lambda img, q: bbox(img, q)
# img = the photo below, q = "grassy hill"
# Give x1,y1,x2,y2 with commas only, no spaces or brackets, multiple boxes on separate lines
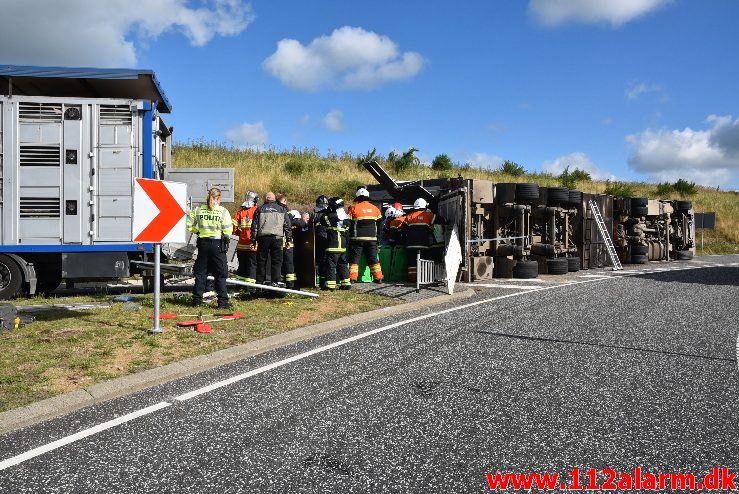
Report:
172,141,739,255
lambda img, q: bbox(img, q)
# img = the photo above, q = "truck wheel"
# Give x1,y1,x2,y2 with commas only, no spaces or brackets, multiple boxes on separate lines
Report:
630,245,648,256
676,200,692,212
512,260,538,279
630,254,648,264
547,187,570,205
546,257,569,275
673,250,693,260
0,254,23,300
515,183,539,202
631,206,649,216
630,197,648,208
567,257,581,272
568,190,582,207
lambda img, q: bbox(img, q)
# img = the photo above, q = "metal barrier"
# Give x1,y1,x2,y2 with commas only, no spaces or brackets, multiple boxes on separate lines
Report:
415,251,446,292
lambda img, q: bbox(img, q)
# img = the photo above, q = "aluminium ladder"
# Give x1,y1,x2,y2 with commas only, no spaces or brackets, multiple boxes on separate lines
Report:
587,199,623,271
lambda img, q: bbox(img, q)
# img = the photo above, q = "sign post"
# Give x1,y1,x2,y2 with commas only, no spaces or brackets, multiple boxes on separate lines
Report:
132,178,187,334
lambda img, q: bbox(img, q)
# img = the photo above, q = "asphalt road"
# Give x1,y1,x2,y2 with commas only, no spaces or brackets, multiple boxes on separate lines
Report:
1,256,738,493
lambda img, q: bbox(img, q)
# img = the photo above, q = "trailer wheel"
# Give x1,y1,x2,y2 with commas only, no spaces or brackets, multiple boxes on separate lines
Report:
567,257,581,272
512,260,538,279
515,183,539,202
676,200,692,212
673,250,694,260
0,254,23,300
567,190,582,207
629,244,648,256
631,206,649,216
629,254,648,264
546,257,569,275
630,197,648,208
546,187,570,205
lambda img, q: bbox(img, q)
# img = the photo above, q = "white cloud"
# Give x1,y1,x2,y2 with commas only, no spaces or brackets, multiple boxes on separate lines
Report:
466,153,504,170
541,152,615,180
225,121,268,147
0,0,254,67
529,0,671,27
262,26,425,91
625,81,666,101
626,115,739,186
322,110,345,132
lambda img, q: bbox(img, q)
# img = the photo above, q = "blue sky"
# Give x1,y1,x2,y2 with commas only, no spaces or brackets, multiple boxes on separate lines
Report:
2,0,739,188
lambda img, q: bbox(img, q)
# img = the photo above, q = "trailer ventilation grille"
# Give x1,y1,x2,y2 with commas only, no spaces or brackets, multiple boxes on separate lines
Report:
20,197,60,218
20,145,60,166
18,103,63,123
99,105,133,125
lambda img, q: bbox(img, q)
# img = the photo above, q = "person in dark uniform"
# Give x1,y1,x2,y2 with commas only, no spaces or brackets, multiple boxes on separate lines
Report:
251,191,292,286
317,197,351,290
312,195,329,288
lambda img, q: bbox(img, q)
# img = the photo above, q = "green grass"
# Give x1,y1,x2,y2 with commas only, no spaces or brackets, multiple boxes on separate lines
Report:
0,289,396,412
173,141,739,252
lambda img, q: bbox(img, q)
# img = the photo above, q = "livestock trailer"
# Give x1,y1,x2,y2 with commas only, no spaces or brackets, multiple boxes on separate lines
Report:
0,64,173,298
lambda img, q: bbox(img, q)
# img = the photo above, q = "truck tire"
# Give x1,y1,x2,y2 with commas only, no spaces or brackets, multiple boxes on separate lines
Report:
512,260,538,279
630,197,648,208
546,257,569,275
547,187,570,205
631,206,649,216
515,183,539,202
629,244,648,256
676,200,692,212
629,254,648,264
0,254,23,300
568,190,582,207
567,256,581,272
673,250,693,260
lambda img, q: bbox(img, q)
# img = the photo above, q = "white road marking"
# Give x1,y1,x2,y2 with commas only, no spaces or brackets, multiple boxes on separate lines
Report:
469,284,541,290
0,402,171,471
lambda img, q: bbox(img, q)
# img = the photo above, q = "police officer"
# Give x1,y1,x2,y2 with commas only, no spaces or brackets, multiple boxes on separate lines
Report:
187,187,232,308
232,191,259,283
347,187,383,283
252,191,292,286
318,197,351,290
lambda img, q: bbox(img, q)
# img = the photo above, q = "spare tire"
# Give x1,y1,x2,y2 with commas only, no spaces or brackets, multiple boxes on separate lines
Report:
673,250,694,260
515,183,539,202
512,260,538,279
676,200,692,211
547,187,570,205
629,254,648,264
629,244,648,256
567,256,581,272
546,257,569,275
630,197,648,208
568,190,582,207
631,206,649,216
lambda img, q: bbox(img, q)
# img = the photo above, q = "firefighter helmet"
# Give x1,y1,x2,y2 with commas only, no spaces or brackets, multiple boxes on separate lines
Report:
289,209,301,220
315,195,329,210
355,187,370,199
384,206,398,219
413,198,428,210
328,197,344,211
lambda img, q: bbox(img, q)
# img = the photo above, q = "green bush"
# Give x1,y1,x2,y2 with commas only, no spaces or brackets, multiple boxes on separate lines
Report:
603,180,636,198
498,160,526,176
672,178,697,196
283,159,308,175
655,182,673,196
356,148,382,168
431,153,454,171
570,168,591,182
390,148,420,173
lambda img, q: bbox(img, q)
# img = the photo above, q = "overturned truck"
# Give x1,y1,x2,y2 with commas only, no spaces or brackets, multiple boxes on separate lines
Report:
363,161,694,282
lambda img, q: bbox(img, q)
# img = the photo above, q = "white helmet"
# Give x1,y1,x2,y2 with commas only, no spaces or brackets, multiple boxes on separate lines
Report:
241,201,249,208
385,206,398,219
413,198,428,210
289,209,301,220
355,187,370,199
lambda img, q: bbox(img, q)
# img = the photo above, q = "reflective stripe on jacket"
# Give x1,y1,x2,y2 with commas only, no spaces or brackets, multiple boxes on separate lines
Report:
232,205,258,251
404,209,436,248
348,200,382,241
187,204,232,239
319,211,348,252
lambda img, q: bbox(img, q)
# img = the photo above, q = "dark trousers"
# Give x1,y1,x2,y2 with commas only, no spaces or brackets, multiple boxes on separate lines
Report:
236,249,257,283
256,235,283,284
315,236,327,282
282,247,296,286
193,238,228,305
322,250,349,289
348,240,379,265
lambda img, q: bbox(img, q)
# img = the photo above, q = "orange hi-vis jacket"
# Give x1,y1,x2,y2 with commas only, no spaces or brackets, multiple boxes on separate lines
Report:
232,205,258,251
404,209,436,248
347,200,382,241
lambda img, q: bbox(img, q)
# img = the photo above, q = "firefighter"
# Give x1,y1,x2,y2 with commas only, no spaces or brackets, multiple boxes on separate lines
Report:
318,197,351,290
383,206,407,246
312,195,329,287
282,209,307,289
232,191,259,283
251,191,292,286
403,197,445,281
347,187,383,283
187,187,232,308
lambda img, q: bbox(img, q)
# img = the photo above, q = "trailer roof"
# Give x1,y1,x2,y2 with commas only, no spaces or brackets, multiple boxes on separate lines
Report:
0,64,172,113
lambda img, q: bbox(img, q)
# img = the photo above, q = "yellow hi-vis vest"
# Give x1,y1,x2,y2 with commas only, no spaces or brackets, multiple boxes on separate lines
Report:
187,204,232,239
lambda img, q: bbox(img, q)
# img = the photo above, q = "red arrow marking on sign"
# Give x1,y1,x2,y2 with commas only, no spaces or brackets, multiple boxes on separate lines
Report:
134,179,185,242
